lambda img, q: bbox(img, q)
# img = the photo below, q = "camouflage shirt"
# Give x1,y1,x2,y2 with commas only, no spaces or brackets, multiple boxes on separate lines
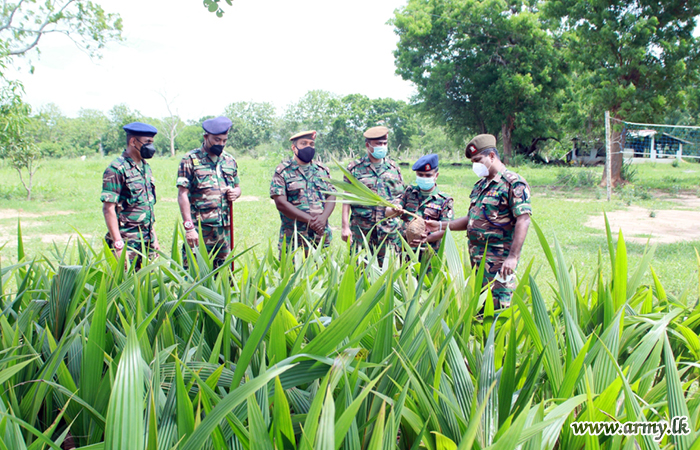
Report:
467,169,532,259
100,151,156,242
345,155,405,234
397,185,454,252
270,158,335,246
176,148,240,227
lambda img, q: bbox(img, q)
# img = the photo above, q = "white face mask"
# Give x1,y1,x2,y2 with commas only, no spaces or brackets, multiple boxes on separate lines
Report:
472,162,489,178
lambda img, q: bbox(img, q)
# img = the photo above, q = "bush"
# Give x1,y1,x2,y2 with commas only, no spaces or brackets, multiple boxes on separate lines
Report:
620,158,638,182
555,168,598,187
0,222,697,448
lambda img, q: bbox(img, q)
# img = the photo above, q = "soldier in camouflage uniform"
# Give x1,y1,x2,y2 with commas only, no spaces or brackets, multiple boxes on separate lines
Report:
270,130,336,252
101,122,160,269
426,135,532,308
177,117,241,269
341,126,405,261
386,154,454,253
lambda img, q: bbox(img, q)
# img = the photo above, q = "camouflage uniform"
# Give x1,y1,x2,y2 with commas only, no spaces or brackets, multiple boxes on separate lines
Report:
270,158,335,251
468,170,532,306
100,151,157,265
345,155,404,258
396,185,454,253
176,148,240,267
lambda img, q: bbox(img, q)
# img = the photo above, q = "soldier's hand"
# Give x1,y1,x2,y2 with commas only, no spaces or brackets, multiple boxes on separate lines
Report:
341,225,352,243
500,256,518,277
385,206,404,219
224,186,239,202
424,220,440,233
309,214,326,234
409,232,428,247
186,228,199,248
114,246,124,260
152,239,161,252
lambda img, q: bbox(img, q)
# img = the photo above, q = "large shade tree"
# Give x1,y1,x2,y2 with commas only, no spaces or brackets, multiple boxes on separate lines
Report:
0,0,122,59
546,0,700,185
392,0,567,162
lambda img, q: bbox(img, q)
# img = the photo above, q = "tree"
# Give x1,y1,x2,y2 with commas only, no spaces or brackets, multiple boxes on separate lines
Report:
73,108,109,155
0,86,40,200
158,93,185,157
101,104,142,154
546,0,700,185
202,0,231,17
393,0,567,162
0,0,122,59
224,101,277,150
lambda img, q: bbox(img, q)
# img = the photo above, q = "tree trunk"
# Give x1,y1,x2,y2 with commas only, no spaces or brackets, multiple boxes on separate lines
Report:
600,114,625,187
501,117,514,164
170,136,176,157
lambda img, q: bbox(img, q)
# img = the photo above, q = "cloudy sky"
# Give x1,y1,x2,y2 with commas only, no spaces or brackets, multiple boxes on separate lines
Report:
8,0,416,121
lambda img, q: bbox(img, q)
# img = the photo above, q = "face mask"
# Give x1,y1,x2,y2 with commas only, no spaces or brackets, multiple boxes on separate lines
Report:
416,176,436,191
209,144,224,156
472,162,489,178
296,146,315,163
138,141,156,159
371,146,387,159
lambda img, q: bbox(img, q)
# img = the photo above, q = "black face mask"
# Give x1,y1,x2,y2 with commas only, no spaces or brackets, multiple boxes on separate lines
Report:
296,146,315,163
138,141,156,159
209,144,224,156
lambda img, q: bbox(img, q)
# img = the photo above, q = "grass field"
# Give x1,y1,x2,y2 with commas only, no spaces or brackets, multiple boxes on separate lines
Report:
0,154,699,295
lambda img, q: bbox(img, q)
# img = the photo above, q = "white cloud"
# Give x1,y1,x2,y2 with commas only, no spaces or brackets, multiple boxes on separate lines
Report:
8,0,415,121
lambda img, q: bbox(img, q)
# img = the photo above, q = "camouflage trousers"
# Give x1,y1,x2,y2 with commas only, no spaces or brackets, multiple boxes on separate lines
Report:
471,255,516,309
106,235,156,271
278,224,332,253
182,224,231,269
351,223,401,264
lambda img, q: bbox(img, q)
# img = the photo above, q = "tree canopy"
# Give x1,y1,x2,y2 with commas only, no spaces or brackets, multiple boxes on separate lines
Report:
393,0,568,161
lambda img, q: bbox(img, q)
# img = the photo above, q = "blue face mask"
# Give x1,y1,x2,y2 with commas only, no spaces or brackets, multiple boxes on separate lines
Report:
371,146,388,159
416,176,436,191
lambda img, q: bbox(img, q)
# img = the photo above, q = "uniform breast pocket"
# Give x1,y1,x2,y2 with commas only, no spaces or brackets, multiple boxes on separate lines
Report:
423,207,440,220
357,174,376,190
286,181,305,205
221,167,236,184
194,169,215,189
125,176,146,205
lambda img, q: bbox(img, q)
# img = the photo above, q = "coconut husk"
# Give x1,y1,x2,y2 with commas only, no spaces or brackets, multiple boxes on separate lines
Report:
406,217,426,243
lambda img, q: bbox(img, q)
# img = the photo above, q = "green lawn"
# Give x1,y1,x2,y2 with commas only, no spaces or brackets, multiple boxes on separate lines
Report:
0,154,699,295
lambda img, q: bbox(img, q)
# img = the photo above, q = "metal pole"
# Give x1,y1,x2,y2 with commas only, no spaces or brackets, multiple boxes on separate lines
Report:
605,111,612,202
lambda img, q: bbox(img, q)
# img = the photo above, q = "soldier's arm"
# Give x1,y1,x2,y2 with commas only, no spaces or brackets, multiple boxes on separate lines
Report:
102,202,122,244
501,214,531,276
177,186,193,223
272,195,313,223
321,194,336,221
341,203,352,242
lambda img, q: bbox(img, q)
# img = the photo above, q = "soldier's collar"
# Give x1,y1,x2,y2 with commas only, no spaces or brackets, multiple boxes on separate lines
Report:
198,147,216,164
490,171,504,183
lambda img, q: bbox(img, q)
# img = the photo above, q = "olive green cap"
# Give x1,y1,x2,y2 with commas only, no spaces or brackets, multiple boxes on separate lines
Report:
465,134,497,158
289,130,317,141
363,126,389,140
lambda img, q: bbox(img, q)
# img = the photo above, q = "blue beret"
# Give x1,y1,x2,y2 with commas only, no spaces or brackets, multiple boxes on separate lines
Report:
123,122,158,137
202,116,232,135
412,154,439,172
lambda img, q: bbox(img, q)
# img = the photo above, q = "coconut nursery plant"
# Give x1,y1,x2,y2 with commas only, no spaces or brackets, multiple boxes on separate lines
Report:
0,218,697,449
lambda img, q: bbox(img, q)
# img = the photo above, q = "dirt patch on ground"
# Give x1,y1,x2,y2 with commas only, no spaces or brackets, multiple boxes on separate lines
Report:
586,197,700,244
40,233,92,244
0,209,75,220
238,196,260,202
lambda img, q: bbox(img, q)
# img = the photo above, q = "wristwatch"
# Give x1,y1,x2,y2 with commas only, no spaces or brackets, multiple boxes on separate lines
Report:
113,239,125,250
184,220,195,231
